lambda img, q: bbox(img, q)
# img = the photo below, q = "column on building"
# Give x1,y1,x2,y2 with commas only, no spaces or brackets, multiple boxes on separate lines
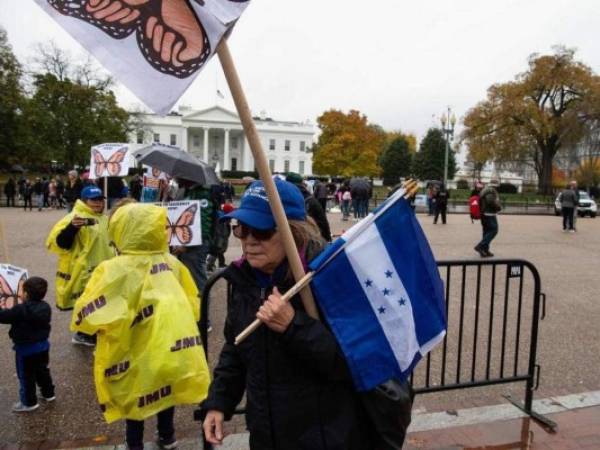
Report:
223,128,230,171
181,126,188,151
242,136,252,172
202,127,210,163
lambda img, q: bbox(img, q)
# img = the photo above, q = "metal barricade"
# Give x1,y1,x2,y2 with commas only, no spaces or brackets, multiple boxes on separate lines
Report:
195,258,555,445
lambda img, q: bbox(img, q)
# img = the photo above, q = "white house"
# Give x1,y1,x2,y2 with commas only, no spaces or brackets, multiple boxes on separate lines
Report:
129,105,315,175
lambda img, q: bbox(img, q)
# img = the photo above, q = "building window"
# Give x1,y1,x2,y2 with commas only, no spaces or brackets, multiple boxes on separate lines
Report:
136,131,144,144
300,141,306,152
192,135,201,147
153,133,160,143
231,158,237,171
269,159,275,172
269,139,276,151
170,134,177,146
284,160,290,172
284,140,290,151
231,137,238,149
299,161,305,175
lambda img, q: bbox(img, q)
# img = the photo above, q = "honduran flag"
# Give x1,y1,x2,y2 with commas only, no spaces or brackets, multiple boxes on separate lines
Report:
309,188,447,392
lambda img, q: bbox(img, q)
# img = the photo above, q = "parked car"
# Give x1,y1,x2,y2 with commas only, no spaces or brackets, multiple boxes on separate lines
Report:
554,191,597,218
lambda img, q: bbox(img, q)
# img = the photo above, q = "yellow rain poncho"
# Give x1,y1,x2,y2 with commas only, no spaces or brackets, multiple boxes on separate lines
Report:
70,203,210,423
46,200,113,310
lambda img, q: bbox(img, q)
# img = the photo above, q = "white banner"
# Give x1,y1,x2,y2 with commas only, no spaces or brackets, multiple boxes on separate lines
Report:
0,264,29,310
90,143,133,179
35,0,251,115
159,200,202,247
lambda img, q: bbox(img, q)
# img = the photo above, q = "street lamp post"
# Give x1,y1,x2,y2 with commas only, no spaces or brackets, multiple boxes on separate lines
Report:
440,107,456,187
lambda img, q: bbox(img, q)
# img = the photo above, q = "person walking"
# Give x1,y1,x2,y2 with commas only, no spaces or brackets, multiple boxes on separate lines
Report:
0,277,55,413
46,186,114,346
474,183,501,257
4,177,16,207
433,185,450,224
570,180,580,232
55,175,65,209
558,183,577,233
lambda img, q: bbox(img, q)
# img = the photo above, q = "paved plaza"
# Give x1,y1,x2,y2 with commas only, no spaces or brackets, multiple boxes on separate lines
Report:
0,207,599,447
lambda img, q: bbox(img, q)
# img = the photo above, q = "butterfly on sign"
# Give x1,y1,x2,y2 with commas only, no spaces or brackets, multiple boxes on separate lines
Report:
45,0,254,79
166,203,198,245
0,273,26,310
93,148,128,178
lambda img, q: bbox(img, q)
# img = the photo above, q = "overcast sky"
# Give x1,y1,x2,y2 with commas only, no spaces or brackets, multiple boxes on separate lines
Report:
2,0,600,142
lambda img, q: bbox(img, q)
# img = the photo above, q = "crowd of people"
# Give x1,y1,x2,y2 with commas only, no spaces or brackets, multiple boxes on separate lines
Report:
5,168,587,449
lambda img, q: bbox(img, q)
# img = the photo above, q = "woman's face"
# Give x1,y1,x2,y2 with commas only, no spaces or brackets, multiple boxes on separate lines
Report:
240,228,286,274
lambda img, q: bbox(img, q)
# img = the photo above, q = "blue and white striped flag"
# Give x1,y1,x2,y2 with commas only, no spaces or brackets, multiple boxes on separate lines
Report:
309,188,446,391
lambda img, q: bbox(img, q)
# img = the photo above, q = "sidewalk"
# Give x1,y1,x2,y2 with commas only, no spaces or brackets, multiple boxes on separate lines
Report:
15,391,599,449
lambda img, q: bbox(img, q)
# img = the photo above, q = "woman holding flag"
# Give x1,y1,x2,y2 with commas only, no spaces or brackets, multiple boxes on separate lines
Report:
201,179,374,449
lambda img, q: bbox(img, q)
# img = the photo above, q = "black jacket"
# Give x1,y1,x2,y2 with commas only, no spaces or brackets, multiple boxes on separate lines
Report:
201,257,374,450
64,178,83,203
0,300,52,345
299,185,332,242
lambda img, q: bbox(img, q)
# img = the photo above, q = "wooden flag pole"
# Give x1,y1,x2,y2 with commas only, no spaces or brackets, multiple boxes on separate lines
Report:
234,271,315,345
217,39,319,320
234,180,419,345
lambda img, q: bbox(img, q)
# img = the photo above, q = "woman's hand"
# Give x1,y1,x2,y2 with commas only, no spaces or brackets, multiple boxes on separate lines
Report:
257,287,295,333
203,410,225,445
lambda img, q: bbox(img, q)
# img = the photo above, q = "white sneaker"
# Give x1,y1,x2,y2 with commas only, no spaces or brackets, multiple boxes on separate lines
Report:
41,395,56,402
71,334,95,347
12,402,39,413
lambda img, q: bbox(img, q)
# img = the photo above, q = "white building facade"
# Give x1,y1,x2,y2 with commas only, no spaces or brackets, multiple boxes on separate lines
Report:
130,105,315,175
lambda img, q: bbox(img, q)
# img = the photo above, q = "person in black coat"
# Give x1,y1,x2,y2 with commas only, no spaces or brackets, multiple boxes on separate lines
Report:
201,179,374,450
64,170,83,212
433,185,450,225
4,177,16,207
0,276,55,412
286,173,332,242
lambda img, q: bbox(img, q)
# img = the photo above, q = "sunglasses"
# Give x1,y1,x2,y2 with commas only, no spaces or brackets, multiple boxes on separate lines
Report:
232,223,277,241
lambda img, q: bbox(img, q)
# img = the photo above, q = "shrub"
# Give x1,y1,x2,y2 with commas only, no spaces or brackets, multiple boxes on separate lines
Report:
456,179,469,190
497,182,518,194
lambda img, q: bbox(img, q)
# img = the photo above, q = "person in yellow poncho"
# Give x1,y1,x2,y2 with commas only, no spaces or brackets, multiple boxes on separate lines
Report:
46,185,114,346
71,202,210,450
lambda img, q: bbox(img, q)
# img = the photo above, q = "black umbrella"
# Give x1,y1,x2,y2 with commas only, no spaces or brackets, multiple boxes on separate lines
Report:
133,144,219,186
10,164,25,173
349,177,370,190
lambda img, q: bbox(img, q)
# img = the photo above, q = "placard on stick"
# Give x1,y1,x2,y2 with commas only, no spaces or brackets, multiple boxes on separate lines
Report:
0,264,28,310
158,200,203,247
89,143,133,179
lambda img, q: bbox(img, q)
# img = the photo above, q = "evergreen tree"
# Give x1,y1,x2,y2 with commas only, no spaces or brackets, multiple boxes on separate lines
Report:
412,128,456,181
379,135,413,185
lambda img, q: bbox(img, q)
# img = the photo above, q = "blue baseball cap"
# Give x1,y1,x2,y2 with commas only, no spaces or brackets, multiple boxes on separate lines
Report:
81,185,105,200
223,179,305,230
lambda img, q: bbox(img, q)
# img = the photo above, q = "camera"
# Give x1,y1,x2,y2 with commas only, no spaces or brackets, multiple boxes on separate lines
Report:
83,218,97,226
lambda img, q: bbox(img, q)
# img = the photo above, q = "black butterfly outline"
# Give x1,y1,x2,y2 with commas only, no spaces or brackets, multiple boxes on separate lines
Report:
45,0,253,78
93,147,128,177
0,272,27,310
166,203,198,245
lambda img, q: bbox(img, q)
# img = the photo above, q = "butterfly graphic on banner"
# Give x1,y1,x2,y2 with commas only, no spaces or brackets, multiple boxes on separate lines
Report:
166,203,197,245
93,148,128,178
46,0,248,79
0,273,26,310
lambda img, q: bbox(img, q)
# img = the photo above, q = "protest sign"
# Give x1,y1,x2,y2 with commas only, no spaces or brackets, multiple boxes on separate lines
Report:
0,264,29,310
89,143,132,179
35,0,250,115
159,200,202,247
